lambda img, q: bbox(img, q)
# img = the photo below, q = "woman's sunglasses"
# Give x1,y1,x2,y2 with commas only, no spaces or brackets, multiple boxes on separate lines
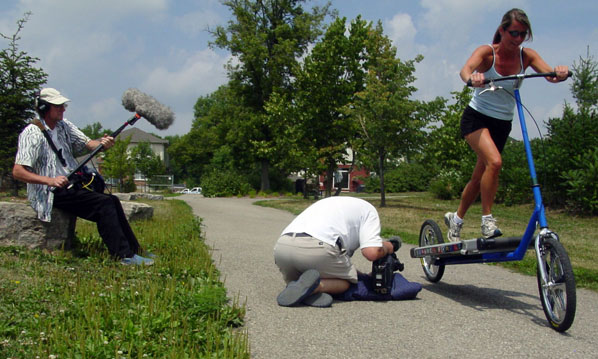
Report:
508,30,528,39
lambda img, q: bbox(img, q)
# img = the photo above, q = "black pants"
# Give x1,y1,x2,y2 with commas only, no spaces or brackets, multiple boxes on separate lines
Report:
53,188,140,259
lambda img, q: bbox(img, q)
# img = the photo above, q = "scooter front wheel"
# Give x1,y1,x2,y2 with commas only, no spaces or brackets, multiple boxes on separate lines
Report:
419,219,445,282
537,236,576,332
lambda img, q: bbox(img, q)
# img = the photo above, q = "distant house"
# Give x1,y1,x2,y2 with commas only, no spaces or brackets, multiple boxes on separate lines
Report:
115,127,170,189
292,148,368,195
116,127,169,168
317,149,368,193
318,164,368,193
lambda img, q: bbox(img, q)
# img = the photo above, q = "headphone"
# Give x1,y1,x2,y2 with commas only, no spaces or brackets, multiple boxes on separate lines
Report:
35,91,50,117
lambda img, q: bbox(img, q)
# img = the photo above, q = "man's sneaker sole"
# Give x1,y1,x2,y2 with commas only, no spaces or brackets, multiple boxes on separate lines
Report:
277,269,320,307
302,292,333,307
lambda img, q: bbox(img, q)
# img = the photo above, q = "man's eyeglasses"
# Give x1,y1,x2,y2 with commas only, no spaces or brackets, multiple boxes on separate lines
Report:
508,30,528,39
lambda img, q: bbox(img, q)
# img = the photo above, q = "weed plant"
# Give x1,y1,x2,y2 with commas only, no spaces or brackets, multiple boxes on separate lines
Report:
0,199,248,358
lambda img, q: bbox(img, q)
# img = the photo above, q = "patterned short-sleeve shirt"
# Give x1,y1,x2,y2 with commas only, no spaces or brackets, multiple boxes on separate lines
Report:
14,118,91,222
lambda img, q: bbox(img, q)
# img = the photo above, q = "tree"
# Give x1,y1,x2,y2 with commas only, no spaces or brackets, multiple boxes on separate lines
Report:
0,12,47,193
290,16,371,197
211,0,331,191
349,21,425,206
81,122,112,139
542,49,598,211
424,87,474,174
421,87,476,200
130,141,165,192
102,136,134,192
265,90,321,197
169,85,249,187
570,47,598,114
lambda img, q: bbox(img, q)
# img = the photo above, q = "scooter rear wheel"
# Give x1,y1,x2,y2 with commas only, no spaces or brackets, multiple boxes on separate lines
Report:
537,235,576,332
419,219,445,282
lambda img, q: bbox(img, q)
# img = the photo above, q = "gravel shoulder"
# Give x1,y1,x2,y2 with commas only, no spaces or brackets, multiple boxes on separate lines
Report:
182,196,598,359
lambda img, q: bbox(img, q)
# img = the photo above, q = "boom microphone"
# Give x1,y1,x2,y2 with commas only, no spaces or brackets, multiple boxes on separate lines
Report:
121,88,174,130
60,89,174,184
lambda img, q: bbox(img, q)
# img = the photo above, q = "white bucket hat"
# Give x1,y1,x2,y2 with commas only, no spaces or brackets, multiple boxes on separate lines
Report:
39,88,70,105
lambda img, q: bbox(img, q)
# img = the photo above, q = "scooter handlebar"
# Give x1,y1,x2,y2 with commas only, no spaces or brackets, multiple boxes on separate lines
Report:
466,71,572,87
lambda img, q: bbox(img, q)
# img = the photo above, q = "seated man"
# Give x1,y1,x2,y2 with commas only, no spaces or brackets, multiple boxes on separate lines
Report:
12,87,154,265
273,196,399,307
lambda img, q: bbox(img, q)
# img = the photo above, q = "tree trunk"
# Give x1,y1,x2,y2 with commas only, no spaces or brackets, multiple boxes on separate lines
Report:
260,159,270,192
325,161,335,197
312,174,320,199
379,152,386,207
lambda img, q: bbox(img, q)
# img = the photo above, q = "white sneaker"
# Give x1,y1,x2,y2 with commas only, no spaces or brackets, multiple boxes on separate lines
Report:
481,216,503,239
444,212,462,242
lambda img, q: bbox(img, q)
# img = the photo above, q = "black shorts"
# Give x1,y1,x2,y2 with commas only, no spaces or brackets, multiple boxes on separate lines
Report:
461,106,512,153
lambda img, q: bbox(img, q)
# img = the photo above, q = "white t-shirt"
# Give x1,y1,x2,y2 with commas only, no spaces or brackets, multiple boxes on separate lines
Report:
281,196,383,257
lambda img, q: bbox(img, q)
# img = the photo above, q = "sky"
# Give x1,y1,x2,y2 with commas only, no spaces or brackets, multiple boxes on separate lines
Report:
2,0,597,140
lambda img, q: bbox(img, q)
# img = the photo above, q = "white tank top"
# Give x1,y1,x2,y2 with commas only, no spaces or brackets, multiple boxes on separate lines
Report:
469,45,524,121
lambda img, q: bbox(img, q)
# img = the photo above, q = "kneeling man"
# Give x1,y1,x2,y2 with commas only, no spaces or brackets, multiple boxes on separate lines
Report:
273,196,398,307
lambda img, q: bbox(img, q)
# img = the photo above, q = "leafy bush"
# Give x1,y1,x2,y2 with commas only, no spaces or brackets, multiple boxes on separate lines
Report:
562,147,598,215
122,178,137,193
541,105,598,209
429,169,465,200
201,169,252,197
363,162,433,193
385,162,433,192
362,174,381,193
495,139,533,205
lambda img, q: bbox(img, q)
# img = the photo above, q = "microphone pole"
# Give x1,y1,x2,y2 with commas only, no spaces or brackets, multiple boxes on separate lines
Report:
65,113,141,180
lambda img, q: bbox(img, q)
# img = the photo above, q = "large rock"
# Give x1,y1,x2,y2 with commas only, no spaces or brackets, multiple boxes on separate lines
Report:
0,202,76,250
0,199,153,251
113,193,164,201
120,201,154,222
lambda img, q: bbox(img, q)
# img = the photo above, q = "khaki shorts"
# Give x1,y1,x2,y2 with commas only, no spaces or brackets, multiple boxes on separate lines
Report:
273,233,358,284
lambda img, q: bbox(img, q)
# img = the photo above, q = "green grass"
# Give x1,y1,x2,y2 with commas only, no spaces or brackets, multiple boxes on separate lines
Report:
255,192,598,292
0,199,249,358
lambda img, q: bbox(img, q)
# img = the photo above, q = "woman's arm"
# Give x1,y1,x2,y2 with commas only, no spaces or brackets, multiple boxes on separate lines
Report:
524,48,569,83
460,45,492,86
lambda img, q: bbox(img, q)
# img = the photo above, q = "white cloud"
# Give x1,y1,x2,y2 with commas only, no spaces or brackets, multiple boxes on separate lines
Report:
385,13,416,58
418,0,528,46
17,0,168,20
89,97,120,122
175,10,223,37
141,48,228,97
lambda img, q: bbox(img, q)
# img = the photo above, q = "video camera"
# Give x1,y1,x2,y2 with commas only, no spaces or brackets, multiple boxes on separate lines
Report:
372,236,405,295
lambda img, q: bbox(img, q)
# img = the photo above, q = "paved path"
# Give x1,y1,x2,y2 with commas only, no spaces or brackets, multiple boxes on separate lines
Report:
181,196,598,358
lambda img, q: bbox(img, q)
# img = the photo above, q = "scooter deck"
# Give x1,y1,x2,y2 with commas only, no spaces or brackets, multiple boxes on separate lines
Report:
410,236,528,259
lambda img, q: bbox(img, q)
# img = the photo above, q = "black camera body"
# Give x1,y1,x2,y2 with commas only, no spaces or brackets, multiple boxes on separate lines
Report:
372,237,404,295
